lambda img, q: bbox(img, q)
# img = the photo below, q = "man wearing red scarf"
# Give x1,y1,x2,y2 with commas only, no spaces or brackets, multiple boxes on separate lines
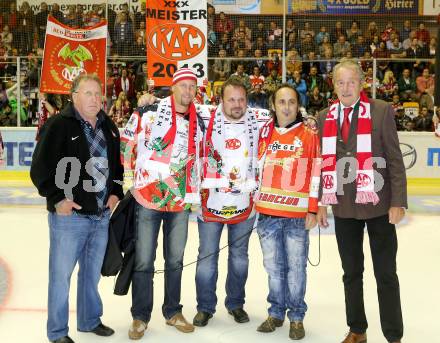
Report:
121,68,201,339
317,59,406,343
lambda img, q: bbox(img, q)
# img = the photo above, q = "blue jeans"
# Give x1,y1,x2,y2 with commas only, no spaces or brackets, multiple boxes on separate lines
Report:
257,214,309,322
195,216,255,314
47,210,110,341
131,205,189,321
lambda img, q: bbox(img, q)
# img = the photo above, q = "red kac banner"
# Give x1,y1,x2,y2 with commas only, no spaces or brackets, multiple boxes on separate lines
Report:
40,15,107,94
146,0,207,86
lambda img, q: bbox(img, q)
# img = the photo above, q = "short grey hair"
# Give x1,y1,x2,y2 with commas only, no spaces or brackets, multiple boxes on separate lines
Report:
70,73,102,96
333,58,365,83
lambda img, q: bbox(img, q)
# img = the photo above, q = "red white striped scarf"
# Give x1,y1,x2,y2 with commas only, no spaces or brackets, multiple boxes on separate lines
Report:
145,96,200,204
321,92,379,205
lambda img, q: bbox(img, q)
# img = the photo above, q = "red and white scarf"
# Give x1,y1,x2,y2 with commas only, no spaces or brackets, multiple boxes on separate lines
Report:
142,96,201,204
201,105,260,193
321,92,379,205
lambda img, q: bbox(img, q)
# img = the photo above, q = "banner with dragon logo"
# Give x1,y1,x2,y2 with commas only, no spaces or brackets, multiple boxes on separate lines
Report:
40,15,107,94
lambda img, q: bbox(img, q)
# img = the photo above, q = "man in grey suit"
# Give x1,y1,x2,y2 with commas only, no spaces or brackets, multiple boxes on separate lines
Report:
317,59,406,343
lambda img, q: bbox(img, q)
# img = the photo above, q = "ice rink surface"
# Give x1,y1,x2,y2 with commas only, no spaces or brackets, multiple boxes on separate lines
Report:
0,183,439,342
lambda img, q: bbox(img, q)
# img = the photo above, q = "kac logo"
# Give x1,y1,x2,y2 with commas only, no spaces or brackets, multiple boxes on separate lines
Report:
356,173,371,188
225,138,241,150
149,23,205,61
58,43,92,81
322,174,334,189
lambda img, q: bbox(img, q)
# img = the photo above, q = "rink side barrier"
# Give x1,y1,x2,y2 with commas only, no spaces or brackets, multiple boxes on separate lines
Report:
0,128,439,195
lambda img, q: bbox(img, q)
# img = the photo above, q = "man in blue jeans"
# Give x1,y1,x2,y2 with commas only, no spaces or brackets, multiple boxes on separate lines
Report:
31,74,124,343
121,68,203,339
192,78,270,327
255,85,321,340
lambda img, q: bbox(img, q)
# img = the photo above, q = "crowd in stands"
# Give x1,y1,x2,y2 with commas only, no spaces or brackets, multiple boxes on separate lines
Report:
206,9,437,132
0,1,438,132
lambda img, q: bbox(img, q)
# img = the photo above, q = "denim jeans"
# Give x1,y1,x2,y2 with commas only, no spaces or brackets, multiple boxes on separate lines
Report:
195,216,255,314
47,210,110,341
257,214,309,322
131,204,189,321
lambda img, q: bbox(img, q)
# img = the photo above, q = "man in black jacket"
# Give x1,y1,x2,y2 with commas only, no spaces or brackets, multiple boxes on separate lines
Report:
31,74,124,343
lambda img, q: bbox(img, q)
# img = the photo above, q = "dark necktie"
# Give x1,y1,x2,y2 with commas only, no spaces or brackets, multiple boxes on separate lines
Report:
341,107,352,144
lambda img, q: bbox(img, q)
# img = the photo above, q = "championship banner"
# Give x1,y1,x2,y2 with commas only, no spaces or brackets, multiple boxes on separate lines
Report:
40,15,107,94
289,0,418,14
146,0,207,86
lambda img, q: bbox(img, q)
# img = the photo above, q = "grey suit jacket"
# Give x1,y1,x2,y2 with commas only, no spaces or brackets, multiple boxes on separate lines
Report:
317,98,407,220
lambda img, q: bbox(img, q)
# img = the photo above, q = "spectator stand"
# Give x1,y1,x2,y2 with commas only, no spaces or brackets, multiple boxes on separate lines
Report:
0,1,438,133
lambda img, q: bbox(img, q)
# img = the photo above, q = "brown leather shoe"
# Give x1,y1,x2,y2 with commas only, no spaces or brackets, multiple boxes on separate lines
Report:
166,313,195,333
289,321,305,340
257,316,284,333
128,319,148,340
341,331,367,343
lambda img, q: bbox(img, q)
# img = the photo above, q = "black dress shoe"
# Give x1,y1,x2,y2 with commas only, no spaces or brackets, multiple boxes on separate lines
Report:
193,311,213,327
79,323,115,336
228,308,250,323
51,336,74,343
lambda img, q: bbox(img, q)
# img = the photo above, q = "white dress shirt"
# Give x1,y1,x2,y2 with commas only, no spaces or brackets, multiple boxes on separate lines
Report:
339,97,360,127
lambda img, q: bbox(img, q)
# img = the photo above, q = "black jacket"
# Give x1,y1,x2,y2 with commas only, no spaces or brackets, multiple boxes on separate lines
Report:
30,102,124,214
101,191,137,295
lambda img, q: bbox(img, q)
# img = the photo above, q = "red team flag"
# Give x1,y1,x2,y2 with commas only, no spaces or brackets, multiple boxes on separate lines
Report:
40,15,107,94
146,0,208,86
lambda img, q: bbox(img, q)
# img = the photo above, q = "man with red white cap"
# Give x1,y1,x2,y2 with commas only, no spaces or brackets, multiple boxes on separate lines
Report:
121,68,202,339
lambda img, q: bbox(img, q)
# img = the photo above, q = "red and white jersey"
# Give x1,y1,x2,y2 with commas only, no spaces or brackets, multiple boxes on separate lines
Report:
121,98,206,211
250,74,265,88
256,122,321,218
199,106,271,224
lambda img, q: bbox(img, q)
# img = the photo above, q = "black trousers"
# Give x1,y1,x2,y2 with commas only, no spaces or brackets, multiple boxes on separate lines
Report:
334,214,403,342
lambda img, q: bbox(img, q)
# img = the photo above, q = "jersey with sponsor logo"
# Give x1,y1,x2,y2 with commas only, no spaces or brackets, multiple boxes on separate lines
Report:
256,122,321,218
121,103,270,214
199,106,270,224
201,120,253,224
